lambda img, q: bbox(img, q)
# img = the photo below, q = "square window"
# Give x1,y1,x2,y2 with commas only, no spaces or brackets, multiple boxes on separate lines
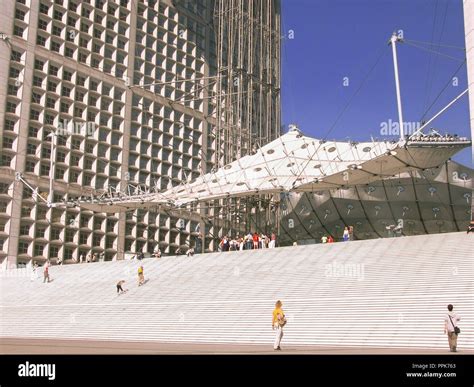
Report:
8,84,19,96
37,18,47,30
15,9,26,21
65,47,74,58
13,25,24,38
3,137,14,149
11,50,22,62
40,163,50,176
47,81,57,92
67,16,77,27
18,241,29,255
51,41,61,52
6,101,17,113
52,25,62,36
27,143,36,155
63,70,73,81
5,119,15,131
49,65,59,77
53,10,63,20
39,3,49,14
37,35,47,46
69,2,78,12
25,160,36,172
32,92,41,104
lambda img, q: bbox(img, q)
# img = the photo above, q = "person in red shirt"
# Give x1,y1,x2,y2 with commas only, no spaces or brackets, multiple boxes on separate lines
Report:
328,235,334,243
43,261,50,283
253,232,259,249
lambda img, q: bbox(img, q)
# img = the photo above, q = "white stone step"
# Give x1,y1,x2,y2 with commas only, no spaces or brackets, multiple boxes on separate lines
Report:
1,232,472,349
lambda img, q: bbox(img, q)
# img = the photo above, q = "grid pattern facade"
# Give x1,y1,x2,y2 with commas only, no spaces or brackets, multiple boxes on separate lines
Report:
0,0,280,266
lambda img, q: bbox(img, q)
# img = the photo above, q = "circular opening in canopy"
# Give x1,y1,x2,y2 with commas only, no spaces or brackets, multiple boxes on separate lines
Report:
363,146,371,152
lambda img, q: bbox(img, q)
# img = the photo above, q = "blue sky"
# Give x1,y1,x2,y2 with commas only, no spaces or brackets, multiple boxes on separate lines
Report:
281,0,472,167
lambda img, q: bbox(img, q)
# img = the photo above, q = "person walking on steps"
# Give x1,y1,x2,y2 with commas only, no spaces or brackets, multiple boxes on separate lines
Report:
30,262,38,281
467,220,474,234
116,280,127,294
138,265,145,286
43,260,51,283
444,304,461,352
272,300,286,351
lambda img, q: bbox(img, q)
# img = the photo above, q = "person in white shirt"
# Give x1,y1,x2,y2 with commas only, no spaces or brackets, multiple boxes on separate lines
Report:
444,304,461,352
269,233,276,248
343,227,350,241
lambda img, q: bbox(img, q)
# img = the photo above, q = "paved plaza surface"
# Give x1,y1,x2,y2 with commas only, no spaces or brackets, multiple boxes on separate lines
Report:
1,338,472,355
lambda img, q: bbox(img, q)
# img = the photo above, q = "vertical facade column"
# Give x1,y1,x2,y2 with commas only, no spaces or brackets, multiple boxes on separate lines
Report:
0,0,16,151
0,0,15,267
6,0,39,268
116,2,138,260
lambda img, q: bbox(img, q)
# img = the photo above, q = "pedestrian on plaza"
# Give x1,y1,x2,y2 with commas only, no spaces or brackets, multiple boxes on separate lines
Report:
321,235,328,244
30,262,39,281
43,261,50,283
272,300,286,351
343,227,350,241
138,265,145,286
116,280,127,294
328,235,334,243
154,245,161,258
467,220,474,234
444,304,461,352
269,233,276,248
245,232,253,250
239,237,244,251
349,226,354,240
253,232,259,249
221,236,230,252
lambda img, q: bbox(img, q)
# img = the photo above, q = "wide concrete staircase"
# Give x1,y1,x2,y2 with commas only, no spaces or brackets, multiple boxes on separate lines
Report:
1,232,473,349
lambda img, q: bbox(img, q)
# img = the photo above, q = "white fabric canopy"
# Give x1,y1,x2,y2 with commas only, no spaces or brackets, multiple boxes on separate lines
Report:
71,128,469,212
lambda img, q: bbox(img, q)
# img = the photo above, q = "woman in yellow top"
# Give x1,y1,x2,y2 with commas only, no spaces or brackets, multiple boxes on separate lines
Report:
138,266,145,286
272,300,285,350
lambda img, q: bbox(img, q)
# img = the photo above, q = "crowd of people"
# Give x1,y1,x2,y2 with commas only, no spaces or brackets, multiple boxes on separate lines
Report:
218,232,277,252
218,226,355,252
320,226,354,244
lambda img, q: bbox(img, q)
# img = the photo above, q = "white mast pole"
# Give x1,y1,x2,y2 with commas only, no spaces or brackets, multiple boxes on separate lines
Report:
408,88,469,139
462,0,474,221
390,32,405,142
